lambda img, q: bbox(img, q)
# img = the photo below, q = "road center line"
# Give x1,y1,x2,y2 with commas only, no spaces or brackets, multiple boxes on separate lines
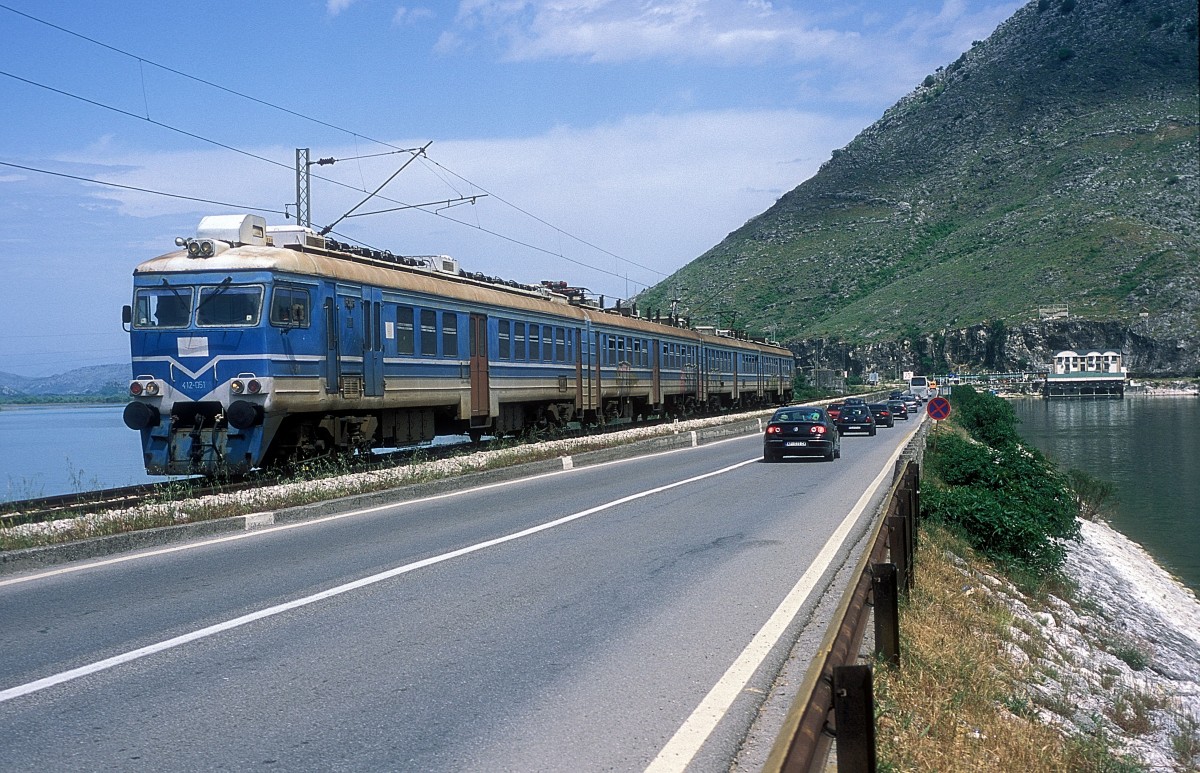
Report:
0,457,759,705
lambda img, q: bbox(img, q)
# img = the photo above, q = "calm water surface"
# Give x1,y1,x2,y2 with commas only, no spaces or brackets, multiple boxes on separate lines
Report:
0,405,149,501
1010,397,1200,595
0,404,463,503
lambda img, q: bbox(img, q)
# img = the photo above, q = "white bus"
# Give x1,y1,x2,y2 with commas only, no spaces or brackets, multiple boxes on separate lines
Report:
908,375,931,400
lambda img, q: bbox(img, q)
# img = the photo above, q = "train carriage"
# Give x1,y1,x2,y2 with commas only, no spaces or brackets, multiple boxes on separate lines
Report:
123,214,794,476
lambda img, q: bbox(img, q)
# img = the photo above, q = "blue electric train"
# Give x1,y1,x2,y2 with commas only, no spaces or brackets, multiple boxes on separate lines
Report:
122,214,795,476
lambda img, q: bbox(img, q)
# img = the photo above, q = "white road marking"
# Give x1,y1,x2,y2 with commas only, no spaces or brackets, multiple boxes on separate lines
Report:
0,456,759,704
644,429,915,772
0,432,751,590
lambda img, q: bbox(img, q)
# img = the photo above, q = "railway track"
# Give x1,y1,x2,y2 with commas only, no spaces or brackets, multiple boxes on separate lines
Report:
0,414,689,530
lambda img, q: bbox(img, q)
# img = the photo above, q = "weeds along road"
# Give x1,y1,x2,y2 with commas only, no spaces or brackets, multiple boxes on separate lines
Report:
0,418,922,772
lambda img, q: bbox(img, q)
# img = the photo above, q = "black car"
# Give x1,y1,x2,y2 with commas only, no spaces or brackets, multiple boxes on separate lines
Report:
868,402,895,427
835,404,877,436
887,399,909,420
888,390,905,401
763,407,841,462
844,397,867,406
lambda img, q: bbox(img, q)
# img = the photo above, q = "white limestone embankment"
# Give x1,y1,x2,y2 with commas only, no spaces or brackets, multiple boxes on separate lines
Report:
971,518,1200,770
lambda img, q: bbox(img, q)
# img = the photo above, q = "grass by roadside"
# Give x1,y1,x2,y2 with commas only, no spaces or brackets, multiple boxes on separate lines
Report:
874,386,1200,771
873,523,1146,772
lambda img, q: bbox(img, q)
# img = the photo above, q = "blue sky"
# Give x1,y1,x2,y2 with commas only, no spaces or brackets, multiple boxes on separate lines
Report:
0,0,1021,376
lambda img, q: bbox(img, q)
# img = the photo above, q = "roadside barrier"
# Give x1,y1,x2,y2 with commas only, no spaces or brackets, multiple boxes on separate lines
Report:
764,427,926,773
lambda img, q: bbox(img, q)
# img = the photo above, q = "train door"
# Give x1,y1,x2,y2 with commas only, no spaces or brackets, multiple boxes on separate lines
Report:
732,351,740,403
574,327,585,412
651,337,661,406
468,313,490,426
362,287,384,397
336,286,365,396
323,295,339,394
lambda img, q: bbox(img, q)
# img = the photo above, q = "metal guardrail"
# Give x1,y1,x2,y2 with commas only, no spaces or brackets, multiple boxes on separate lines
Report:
764,438,924,773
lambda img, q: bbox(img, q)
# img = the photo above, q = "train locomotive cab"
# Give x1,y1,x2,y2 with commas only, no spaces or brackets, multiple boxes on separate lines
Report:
124,270,278,476
124,216,288,476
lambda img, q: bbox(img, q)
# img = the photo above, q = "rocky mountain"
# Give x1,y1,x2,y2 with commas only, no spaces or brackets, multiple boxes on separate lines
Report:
636,0,1199,376
0,364,128,400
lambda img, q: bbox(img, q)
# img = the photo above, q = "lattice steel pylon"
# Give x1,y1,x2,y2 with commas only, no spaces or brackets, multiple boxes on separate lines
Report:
295,147,311,228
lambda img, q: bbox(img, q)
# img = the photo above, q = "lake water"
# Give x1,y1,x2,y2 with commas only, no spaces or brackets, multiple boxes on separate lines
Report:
1010,396,1200,595
0,405,150,501
0,404,467,503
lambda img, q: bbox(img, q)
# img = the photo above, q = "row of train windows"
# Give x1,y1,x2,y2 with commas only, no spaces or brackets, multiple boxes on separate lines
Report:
134,284,793,372
394,306,460,358
496,319,572,363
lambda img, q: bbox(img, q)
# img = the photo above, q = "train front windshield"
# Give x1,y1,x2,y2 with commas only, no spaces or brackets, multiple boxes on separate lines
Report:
133,283,263,328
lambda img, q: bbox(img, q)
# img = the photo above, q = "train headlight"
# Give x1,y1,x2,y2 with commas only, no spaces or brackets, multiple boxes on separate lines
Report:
144,381,160,396
129,381,143,396
187,240,202,257
231,379,245,394
247,379,262,394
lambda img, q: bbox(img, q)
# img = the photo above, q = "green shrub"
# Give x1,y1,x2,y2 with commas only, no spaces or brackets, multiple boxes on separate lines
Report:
948,385,1021,446
923,388,1080,575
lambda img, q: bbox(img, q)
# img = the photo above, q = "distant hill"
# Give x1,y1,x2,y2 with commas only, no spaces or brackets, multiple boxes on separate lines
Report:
0,364,128,402
637,0,1198,375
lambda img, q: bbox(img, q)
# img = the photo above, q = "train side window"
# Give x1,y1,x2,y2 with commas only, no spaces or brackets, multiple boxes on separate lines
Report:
514,321,526,360
442,311,459,358
499,319,511,359
420,309,437,355
270,287,310,328
397,306,415,355
528,325,540,361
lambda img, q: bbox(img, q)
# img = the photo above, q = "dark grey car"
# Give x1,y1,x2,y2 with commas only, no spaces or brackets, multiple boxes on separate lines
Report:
763,407,841,462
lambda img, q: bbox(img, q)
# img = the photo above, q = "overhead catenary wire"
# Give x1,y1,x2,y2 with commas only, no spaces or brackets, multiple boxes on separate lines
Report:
0,158,644,285
0,160,283,215
0,2,667,291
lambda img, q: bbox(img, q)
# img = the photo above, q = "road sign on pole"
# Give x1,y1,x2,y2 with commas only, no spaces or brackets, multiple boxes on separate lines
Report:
927,396,951,421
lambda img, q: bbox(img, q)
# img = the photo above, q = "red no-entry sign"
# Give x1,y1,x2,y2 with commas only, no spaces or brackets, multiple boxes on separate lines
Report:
927,396,952,421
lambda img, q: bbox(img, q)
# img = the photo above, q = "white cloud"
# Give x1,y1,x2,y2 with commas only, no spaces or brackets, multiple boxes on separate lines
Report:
52,108,861,296
393,5,435,26
327,0,358,17
446,0,1021,100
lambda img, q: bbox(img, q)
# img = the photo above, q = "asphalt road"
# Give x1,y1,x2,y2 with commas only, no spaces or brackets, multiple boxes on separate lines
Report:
0,417,922,772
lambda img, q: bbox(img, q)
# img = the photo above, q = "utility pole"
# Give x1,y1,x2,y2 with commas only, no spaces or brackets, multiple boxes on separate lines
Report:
295,148,310,228
294,148,336,229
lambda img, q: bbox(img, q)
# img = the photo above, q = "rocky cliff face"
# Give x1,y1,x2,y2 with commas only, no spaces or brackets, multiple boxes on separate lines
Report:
790,318,1197,377
639,0,1199,376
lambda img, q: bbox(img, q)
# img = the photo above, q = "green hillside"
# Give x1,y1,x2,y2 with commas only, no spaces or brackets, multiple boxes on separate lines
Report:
636,0,1198,368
